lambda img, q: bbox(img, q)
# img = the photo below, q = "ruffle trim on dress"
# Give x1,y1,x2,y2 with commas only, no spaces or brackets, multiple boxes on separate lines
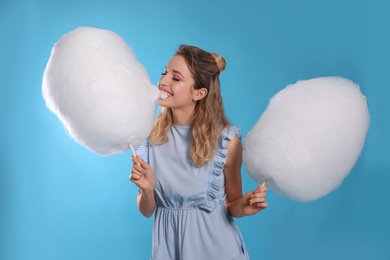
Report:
199,126,242,213
135,140,149,163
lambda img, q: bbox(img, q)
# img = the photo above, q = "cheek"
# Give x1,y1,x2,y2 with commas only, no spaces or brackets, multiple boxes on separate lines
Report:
177,89,194,102
174,82,193,95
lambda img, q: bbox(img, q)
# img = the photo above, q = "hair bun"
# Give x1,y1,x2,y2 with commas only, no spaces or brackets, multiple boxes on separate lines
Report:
211,53,226,73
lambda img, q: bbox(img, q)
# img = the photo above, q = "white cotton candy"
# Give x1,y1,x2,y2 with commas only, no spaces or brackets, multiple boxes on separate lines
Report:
42,27,159,156
243,77,370,202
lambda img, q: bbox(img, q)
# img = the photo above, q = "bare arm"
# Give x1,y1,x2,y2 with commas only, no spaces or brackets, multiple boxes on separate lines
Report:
224,136,268,218
130,156,156,218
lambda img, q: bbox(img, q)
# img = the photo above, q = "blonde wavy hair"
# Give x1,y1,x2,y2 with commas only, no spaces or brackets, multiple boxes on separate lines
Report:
149,45,230,167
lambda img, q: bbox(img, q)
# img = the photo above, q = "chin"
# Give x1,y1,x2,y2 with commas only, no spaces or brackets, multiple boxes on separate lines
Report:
156,99,168,107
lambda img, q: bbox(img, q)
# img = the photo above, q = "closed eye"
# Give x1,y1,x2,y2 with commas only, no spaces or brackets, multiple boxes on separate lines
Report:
161,73,179,81
161,68,182,81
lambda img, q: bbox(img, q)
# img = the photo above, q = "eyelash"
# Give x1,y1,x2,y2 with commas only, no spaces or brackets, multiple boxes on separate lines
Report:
161,72,180,81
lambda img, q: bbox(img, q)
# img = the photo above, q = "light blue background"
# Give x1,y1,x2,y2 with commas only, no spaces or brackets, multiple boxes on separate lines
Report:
1,0,389,259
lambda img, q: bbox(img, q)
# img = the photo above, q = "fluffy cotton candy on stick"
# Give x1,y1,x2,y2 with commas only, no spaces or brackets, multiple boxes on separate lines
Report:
243,77,370,202
42,27,160,156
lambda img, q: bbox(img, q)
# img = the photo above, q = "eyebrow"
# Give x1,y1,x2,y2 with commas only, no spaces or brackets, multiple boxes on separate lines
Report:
165,67,185,78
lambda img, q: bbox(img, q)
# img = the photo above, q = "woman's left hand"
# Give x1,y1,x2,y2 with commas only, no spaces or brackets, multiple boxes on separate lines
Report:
240,185,268,216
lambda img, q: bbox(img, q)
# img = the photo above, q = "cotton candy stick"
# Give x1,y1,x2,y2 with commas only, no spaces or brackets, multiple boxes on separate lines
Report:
261,178,269,187
129,143,142,167
129,144,137,157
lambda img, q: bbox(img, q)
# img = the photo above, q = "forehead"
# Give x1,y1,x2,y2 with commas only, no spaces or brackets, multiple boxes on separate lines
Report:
167,55,192,76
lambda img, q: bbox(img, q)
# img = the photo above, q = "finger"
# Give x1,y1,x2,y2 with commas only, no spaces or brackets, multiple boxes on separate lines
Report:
250,196,266,205
130,155,137,163
130,171,142,180
132,166,142,175
255,186,267,193
132,169,143,176
130,167,143,177
257,202,268,208
132,161,144,173
135,156,150,169
131,156,142,167
250,191,267,201
249,195,265,205
251,193,266,200
129,173,141,181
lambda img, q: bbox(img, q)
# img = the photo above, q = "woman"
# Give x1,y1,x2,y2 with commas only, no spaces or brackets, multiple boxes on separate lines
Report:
130,45,268,260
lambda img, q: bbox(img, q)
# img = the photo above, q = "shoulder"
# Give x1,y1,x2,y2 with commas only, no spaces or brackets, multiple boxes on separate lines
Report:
219,125,242,150
221,125,242,142
221,125,243,167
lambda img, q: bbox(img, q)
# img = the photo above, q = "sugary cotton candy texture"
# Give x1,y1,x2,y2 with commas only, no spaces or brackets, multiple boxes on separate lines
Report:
42,27,159,156
243,77,370,202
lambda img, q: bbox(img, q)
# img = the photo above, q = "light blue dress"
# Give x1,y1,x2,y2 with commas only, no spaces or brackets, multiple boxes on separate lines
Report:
137,124,249,260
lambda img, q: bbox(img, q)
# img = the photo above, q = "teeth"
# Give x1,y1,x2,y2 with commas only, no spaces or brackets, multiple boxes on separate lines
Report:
159,90,172,99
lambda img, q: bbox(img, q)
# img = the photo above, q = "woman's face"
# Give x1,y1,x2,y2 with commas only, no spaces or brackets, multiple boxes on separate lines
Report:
157,55,196,110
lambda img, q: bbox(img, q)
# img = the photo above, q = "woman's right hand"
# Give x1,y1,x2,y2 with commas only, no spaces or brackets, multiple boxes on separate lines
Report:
129,156,155,193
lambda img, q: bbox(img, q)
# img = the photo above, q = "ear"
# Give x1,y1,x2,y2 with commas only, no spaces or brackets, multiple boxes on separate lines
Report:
192,88,208,101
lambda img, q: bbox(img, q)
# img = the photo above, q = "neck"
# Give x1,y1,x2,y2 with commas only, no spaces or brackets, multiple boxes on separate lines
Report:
171,106,195,126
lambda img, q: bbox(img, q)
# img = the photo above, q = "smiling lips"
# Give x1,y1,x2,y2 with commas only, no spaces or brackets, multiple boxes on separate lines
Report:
159,89,173,99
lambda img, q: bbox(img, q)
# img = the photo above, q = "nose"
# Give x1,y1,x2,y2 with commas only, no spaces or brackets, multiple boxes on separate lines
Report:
159,74,169,88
